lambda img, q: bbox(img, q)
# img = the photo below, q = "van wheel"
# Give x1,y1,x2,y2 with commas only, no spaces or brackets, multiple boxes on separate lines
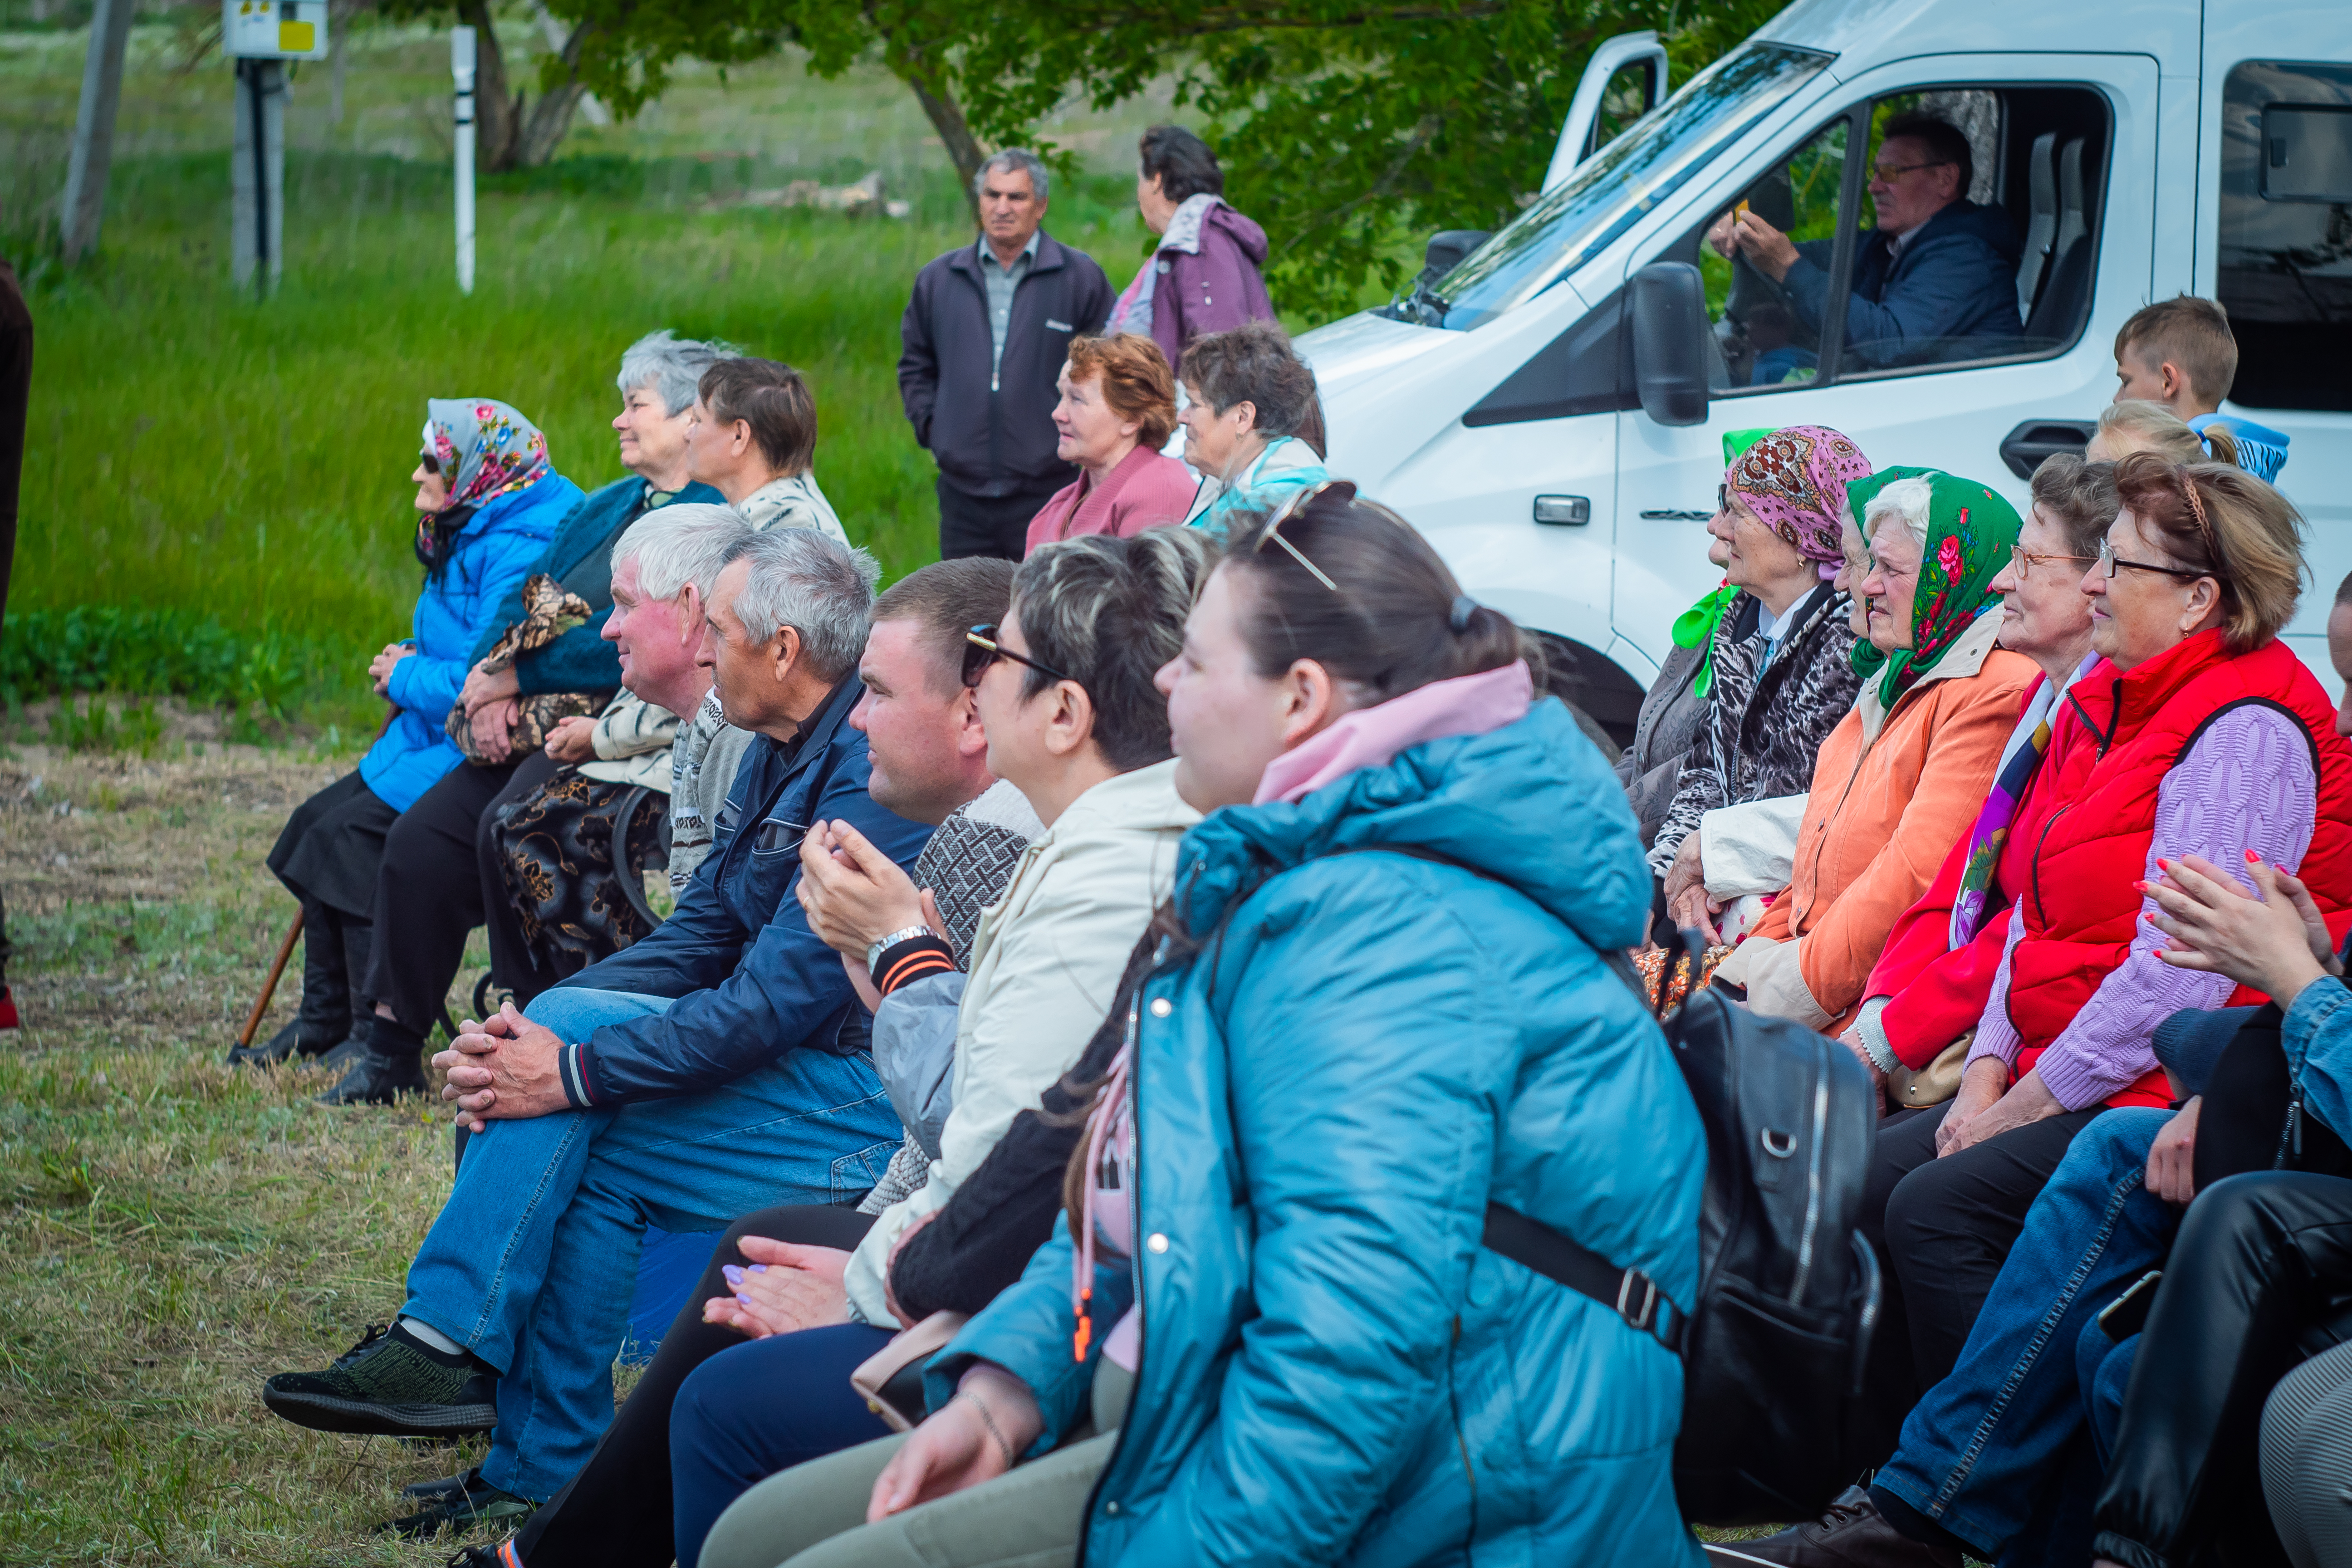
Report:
1527,632,1643,753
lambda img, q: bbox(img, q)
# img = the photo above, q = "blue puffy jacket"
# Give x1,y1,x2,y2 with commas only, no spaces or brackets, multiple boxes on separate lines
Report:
1784,199,2023,368
359,475,584,813
939,699,1706,1565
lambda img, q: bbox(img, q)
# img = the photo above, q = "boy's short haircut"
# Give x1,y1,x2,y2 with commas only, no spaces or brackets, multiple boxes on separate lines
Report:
2114,296,2239,407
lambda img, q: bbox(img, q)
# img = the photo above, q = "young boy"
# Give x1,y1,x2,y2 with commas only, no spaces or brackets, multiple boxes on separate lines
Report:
2112,295,2291,482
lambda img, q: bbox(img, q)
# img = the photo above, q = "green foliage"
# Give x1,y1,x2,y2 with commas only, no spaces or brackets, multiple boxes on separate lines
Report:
0,606,334,715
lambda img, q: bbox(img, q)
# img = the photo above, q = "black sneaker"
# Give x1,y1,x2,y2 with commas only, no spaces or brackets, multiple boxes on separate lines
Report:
261,1322,497,1437
441,1545,512,1567
318,1048,427,1105
402,1470,474,1504
376,1465,533,1540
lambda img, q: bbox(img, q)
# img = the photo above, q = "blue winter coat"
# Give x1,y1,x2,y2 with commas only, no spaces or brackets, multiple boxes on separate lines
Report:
1784,199,2023,368
360,475,584,813
467,476,725,696
937,699,1707,1566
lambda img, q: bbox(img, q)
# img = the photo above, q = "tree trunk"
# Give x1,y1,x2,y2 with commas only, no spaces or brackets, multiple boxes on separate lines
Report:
59,0,133,262
512,17,593,167
888,44,985,225
456,0,523,172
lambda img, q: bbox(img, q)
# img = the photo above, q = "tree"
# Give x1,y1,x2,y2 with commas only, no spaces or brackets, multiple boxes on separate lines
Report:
376,0,599,170
546,0,1783,315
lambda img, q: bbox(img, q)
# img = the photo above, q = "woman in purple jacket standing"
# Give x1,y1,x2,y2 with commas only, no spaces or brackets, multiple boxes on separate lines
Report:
1107,125,1276,368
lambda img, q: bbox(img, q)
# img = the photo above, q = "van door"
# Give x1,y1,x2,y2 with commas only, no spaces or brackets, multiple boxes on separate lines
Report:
2192,14,2352,681
1610,54,2159,668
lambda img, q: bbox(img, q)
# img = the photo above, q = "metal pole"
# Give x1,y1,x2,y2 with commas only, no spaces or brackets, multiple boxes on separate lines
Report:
248,62,270,284
452,26,476,296
59,0,133,262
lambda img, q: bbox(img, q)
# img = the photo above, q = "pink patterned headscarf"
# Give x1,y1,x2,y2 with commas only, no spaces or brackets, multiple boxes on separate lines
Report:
1725,425,1872,580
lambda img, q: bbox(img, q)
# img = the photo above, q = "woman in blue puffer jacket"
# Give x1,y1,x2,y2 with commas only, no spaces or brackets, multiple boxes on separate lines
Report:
721,485,1706,1566
249,400,579,1067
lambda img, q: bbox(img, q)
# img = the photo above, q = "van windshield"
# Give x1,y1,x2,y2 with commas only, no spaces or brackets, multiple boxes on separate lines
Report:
1418,41,1835,331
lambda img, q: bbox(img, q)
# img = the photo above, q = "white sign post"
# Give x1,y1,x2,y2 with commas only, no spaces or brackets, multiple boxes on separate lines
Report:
452,26,476,296
223,0,328,292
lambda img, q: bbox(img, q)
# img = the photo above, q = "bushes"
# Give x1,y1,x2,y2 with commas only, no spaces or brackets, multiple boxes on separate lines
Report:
0,605,361,730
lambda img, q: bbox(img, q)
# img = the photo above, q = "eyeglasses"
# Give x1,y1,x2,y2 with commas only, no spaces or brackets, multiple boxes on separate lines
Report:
419,453,443,476
962,624,1079,690
2097,539,2213,583
1870,158,1954,181
2009,544,2093,580
1254,481,1344,591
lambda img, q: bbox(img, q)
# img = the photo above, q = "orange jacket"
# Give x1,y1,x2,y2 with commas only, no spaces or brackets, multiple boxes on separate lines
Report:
1739,611,2038,1033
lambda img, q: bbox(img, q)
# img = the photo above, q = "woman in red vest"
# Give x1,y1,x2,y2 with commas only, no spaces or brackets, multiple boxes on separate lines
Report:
1844,455,2352,1480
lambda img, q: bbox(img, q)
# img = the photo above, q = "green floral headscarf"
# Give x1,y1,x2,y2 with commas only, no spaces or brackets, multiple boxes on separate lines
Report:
1844,467,2023,706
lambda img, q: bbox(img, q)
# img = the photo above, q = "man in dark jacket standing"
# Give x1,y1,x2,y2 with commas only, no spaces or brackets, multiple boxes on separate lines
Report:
1714,112,2022,369
899,149,1113,561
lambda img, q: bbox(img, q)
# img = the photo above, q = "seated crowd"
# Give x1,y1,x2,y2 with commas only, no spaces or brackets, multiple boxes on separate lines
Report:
240,287,2350,1568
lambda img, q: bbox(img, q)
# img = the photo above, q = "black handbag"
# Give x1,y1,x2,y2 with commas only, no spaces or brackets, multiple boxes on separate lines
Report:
2176,1002,2352,1191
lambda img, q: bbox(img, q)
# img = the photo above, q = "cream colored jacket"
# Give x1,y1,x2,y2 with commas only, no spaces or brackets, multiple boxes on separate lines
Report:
843,759,1198,1325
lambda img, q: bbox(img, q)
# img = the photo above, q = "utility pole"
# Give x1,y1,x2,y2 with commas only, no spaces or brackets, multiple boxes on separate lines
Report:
452,26,476,295
59,0,134,263
223,0,329,293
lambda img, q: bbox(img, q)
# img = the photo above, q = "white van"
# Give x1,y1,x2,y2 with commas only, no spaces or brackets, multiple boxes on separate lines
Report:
1298,0,2352,740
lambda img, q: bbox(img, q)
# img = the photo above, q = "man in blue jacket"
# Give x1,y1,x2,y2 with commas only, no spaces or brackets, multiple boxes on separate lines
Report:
261,529,933,1526
1713,112,2022,370
321,332,731,1103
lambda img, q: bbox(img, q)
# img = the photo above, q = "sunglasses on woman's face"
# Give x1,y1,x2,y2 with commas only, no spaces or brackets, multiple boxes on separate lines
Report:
962,624,1078,691
419,453,443,476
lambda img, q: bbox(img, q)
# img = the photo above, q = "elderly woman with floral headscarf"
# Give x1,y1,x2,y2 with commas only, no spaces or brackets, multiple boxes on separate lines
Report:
1710,468,2035,1037
1637,425,1872,920
242,399,581,1079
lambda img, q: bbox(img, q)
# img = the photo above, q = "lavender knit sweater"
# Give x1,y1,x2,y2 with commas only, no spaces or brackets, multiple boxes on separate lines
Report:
1968,705,2320,1109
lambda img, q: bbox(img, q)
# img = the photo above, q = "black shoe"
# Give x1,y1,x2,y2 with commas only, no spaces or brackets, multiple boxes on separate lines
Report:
261,1322,497,1437
402,1470,475,1504
228,1020,309,1067
375,1465,532,1540
441,1544,510,1566
318,1048,426,1105
315,1032,374,1073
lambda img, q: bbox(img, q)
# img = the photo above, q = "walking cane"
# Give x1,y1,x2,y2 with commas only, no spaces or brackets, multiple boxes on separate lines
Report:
234,702,398,1050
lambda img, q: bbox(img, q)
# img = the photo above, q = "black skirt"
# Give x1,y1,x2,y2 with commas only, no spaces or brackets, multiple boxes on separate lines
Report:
267,771,400,919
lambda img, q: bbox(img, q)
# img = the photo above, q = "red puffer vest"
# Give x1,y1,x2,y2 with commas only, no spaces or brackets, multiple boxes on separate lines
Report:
2006,631,2352,1106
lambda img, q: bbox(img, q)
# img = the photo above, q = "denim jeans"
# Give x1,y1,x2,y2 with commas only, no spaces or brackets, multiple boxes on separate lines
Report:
400,986,903,1500
1872,1109,2179,1559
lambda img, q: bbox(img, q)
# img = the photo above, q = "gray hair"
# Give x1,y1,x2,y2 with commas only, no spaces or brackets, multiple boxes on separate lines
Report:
612,502,750,604
617,329,742,417
719,528,882,683
1010,527,1214,770
1863,475,1935,547
974,148,1049,205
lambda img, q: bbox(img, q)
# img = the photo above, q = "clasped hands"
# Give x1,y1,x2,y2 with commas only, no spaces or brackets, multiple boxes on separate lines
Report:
368,642,414,697
459,662,524,763
434,1002,572,1130
1661,833,1726,944
796,818,947,1010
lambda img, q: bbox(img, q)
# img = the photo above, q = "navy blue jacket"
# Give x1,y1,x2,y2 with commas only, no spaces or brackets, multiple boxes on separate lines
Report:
469,475,725,696
554,675,933,1104
1785,199,2022,368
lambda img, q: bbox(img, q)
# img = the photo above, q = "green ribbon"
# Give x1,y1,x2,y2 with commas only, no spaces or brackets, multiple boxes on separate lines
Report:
1671,583,1741,700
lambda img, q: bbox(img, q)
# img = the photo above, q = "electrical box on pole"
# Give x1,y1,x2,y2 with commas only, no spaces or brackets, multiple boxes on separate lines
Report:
452,26,476,295
224,1,326,293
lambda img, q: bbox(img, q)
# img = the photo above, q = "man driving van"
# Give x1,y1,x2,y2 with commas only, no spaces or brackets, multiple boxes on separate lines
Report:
1712,112,2023,368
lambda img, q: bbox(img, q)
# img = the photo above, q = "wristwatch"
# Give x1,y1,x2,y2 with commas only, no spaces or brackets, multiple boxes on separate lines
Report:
866,924,938,971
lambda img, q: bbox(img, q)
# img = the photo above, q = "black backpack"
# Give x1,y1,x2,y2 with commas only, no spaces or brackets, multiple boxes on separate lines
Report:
1483,933,1882,1525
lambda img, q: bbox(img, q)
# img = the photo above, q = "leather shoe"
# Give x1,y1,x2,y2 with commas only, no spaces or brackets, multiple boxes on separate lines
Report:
317,1048,426,1106
1703,1488,1960,1568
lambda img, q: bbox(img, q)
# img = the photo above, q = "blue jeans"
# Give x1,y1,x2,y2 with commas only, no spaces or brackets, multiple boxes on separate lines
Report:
1872,1109,2178,1559
400,987,902,1500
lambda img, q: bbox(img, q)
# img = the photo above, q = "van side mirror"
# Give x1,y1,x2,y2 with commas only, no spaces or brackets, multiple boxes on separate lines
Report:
1629,261,1709,427
1418,229,1494,289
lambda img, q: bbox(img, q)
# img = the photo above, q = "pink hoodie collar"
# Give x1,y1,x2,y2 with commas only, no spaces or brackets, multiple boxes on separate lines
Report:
1253,660,1535,806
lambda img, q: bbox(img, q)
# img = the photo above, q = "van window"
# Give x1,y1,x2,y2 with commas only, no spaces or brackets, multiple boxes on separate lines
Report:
2218,62,2352,411
1586,59,1664,160
1413,41,1832,331
1652,83,2110,397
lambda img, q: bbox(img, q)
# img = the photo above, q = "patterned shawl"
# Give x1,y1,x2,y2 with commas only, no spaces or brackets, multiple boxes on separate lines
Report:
415,398,552,574
1845,467,2022,708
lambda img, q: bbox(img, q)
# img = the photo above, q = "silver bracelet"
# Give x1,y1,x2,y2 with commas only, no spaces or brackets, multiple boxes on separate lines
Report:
865,924,938,971
955,1389,1017,1467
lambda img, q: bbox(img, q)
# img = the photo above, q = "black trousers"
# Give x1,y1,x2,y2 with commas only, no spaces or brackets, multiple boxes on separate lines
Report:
505,1204,878,1568
268,771,402,1049
361,751,557,1042
936,474,1065,562
1857,1101,2105,1455
2094,1171,2352,1568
